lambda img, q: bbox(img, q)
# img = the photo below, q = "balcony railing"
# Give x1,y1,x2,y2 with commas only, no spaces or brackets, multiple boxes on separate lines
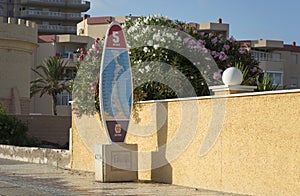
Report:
38,24,76,34
67,0,90,11
65,12,82,21
21,10,82,21
20,0,90,12
21,10,64,20
251,51,283,62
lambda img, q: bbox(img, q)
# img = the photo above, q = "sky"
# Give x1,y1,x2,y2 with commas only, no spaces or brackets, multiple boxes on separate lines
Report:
87,0,300,45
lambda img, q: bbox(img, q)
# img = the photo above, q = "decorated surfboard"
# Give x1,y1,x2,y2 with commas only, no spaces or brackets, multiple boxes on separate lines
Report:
99,22,133,143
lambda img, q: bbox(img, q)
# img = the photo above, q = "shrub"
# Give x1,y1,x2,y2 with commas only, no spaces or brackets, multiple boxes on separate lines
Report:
123,15,263,101
0,106,37,146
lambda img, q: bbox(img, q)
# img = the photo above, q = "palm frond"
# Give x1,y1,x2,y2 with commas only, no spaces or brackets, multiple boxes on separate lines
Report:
30,56,70,115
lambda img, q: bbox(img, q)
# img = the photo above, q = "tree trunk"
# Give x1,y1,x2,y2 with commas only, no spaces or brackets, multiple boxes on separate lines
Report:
52,94,57,116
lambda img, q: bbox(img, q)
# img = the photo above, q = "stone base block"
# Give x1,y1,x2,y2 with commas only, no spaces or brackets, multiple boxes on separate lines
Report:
209,85,257,95
94,143,138,182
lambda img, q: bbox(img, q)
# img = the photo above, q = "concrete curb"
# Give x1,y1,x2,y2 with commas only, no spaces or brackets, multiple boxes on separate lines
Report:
0,145,70,169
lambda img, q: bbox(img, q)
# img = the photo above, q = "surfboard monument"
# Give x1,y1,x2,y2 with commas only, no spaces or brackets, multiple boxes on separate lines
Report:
99,22,133,143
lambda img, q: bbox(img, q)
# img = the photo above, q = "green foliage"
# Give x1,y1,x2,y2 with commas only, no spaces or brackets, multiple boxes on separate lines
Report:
31,56,70,115
0,106,36,146
256,73,279,91
130,47,210,101
74,15,267,116
123,15,263,101
72,39,103,117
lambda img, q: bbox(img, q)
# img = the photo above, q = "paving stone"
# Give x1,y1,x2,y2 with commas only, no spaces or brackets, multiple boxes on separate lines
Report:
0,158,246,196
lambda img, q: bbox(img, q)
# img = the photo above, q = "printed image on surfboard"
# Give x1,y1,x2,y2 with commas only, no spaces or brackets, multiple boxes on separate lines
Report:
99,22,133,143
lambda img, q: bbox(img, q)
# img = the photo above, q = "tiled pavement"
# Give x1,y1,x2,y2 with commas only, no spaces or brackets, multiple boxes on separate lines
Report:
0,158,245,196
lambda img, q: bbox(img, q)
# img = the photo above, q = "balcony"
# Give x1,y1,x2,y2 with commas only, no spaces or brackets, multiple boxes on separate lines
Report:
38,24,76,34
67,0,90,12
251,39,284,49
21,10,64,20
65,13,82,21
20,0,65,7
21,10,82,21
20,0,90,12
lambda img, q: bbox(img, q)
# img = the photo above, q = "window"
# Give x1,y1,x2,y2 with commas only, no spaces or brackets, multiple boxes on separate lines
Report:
291,54,298,64
251,50,269,61
272,53,281,62
8,10,13,17
289,77,298,88
0,5,3,16
56,91,71,106
265,71,283,86
260,52,268,61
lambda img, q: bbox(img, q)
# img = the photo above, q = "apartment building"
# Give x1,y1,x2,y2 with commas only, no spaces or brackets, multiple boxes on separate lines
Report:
2,14,299,116
0,0,90,35
30,34,94,115
77,16,229,40
240,40,300,88
77,16,136,39
188,18,229,38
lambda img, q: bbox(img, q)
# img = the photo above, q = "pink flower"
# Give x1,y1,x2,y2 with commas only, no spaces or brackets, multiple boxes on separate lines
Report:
202,48,209,54
212,51,220,58
223,44,230,51
92,44,99,52
80,48,85,54
251,67,258,73
239,48,246,54
213,70,222,80
211,37,218,45
79,54,84,61
183,37,191,43
219,51,228,61
197,39,206,46
87,49,93,56
89,82,96,91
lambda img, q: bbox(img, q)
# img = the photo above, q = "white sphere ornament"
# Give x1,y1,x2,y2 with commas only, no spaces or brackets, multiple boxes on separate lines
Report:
222,67,243,85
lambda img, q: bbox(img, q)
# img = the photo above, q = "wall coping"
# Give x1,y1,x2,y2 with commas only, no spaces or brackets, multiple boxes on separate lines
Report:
0,145,70,169
138,88,300,104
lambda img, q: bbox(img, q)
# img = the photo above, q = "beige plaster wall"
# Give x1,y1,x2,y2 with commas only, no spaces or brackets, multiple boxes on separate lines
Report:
71,90,300,195
70,113,108,171
0,18,38,114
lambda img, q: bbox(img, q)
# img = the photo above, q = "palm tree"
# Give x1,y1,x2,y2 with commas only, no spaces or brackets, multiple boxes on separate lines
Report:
30,56,70,115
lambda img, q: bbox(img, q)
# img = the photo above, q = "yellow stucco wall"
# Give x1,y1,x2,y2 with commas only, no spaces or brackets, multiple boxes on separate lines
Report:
0,18,38,114
70,113,108,171
71,90,300,195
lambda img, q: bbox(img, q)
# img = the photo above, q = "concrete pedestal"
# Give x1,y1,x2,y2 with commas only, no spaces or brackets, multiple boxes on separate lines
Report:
94,143,138,182
209,85,257,95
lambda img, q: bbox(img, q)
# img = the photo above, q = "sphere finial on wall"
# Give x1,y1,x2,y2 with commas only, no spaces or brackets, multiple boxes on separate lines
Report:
222,67,243,85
